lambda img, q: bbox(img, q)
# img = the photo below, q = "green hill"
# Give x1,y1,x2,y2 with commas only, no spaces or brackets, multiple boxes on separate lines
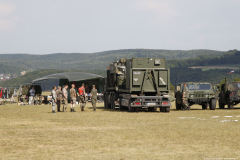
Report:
167,49,240,69
0,49,224,72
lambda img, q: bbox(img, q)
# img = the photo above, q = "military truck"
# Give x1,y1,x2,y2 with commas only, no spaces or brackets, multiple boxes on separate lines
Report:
219,80,240,109
104,57,171,112
175,82,216,110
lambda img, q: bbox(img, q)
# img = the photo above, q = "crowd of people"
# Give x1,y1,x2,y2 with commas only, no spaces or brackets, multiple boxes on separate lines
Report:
51,83,98,113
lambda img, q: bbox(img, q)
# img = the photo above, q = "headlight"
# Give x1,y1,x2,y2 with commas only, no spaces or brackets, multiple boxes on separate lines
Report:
206,95,208,97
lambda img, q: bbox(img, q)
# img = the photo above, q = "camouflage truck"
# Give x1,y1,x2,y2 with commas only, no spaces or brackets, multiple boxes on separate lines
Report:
175,82,217,110
104,57,171,112
219,81,240,109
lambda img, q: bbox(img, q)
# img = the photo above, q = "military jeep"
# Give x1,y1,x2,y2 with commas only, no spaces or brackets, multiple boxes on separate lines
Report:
175,82,217,110
219,81,240,109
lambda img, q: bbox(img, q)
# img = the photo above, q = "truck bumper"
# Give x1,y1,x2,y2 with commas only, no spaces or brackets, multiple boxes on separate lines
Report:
122,95,171,108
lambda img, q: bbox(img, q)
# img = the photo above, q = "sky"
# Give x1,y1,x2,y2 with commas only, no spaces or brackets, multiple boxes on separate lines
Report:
0,0,239,54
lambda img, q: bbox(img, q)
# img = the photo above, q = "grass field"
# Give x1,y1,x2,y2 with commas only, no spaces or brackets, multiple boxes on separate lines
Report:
1,102,240,159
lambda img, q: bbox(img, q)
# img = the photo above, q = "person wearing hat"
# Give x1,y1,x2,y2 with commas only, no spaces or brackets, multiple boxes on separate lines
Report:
78,83,86,111
90,85,98,111
56,86,63,112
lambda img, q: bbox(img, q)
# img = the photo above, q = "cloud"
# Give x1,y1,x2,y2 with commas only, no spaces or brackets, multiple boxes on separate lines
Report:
0,3,16,17
135,0,179,18
0,3,20,32
51,5,61,12
0,16,21,32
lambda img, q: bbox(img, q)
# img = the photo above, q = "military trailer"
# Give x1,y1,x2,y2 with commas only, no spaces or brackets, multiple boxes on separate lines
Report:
175,82,216,110
104,57,171,112
219,81,240,109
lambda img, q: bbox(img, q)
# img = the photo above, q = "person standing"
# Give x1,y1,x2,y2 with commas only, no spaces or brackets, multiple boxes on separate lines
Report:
70,84,76,112
52,86,57,113
56,86,63,112
2,88,6,99
78,83,86,111
62,85,68,112
182,83,190,111
29,86,35,105
90,85,98,111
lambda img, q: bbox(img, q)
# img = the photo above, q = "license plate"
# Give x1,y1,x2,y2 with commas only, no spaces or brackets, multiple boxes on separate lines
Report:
147,103,156,106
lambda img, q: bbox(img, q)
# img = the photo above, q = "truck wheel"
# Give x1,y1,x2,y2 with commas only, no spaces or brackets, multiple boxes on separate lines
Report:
165,107,170,112
128,100,134,112
104,94,108,108
128,106,134,112
209,99,216,110
160,107,165,112
111,94,115,109
202,104,207,110
119,98,124,110
228,102,234,109
218,99,225,109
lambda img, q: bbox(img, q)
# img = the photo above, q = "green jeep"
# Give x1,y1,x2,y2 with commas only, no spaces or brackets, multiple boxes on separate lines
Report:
175,82,217,110
219,81,240,109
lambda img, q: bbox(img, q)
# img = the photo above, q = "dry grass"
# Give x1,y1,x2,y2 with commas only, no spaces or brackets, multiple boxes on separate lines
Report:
1,102,240,160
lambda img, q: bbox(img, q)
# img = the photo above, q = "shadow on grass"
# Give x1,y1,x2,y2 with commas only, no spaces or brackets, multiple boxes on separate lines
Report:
98,107,169,113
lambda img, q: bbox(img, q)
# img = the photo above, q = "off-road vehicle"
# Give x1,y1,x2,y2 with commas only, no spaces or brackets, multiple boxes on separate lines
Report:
175,82,216,110
219,81,240,109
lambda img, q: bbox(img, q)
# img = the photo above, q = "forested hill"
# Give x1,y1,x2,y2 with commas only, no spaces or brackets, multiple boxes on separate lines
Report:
0,49,224,72
167,49,240,68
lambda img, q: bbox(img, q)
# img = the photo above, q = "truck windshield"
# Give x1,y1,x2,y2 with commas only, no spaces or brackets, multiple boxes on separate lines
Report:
187,84,196,90
196,84,211,90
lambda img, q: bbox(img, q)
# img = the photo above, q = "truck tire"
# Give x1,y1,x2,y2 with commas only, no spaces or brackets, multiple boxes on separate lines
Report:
165,107,170,112
104,94,108,108
209,99,216,110
128,100,134,112
111,94,115,109
119,98,124,110
228,102,234,109
128,106,134,112
160,107,165,112
202,104,207,110
218,99,225,109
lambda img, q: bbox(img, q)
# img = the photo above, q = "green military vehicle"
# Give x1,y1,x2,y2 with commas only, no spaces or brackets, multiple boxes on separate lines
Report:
104,57,172,112
219,81,240,109
175,82,217,110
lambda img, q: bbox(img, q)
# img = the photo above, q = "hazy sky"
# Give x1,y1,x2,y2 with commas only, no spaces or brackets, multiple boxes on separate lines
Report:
0,0,239,54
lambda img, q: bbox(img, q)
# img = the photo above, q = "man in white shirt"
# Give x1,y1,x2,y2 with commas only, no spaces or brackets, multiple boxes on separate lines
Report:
29,86,35,105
